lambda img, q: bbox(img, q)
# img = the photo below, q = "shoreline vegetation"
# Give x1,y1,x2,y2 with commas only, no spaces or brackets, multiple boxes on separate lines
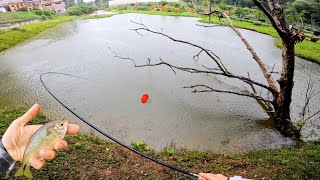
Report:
0,108,319,179
83,14,115,20
0,16,77,52
113,9,320,64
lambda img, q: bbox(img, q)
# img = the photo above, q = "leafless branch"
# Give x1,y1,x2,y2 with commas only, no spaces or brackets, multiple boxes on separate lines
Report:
216,11,279,95
193,49,204,61
183,84,273,104
269,63,280,74
109,46,273,93
298,78,320,136
196,24,226,28
202,65,222,72
108,46,136,66
129,21,277,94
130,20,229,74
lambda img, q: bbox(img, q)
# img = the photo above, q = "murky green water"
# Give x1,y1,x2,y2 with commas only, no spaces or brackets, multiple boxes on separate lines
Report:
0,14,319,153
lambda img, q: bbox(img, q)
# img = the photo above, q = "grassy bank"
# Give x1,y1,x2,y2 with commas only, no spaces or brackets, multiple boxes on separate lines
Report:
0,12,40,24
0,108,319,179
83,14,115,20
0,16,77,52
115,10,320,64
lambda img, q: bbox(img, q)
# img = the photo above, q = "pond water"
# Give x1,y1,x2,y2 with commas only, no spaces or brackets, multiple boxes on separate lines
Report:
0,14,319,153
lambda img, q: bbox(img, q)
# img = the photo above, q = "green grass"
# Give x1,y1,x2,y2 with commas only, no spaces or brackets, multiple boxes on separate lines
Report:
0,16,77,52
115,10,320,64
83,14,115,20
0,12,40,24
0,107,319,179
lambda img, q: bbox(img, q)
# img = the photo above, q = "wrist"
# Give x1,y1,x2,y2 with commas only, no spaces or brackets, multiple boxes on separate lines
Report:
0,140,16,178
1,139,17,161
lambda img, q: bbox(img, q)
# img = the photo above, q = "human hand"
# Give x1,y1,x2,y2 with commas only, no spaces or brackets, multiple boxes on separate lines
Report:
2,103,80,169
198,173,228,180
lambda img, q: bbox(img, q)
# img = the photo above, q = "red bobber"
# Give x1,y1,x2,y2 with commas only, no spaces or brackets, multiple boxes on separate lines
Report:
141,94,149,104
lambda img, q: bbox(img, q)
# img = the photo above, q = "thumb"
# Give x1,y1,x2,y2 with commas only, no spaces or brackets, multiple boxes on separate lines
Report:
15,104,41,126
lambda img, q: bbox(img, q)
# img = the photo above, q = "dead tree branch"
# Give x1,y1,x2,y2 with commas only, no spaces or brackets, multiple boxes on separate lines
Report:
109,45,273,95
183,2,279,96
108,46,137,66
183,84,273,104
299,78,320,129
216,11,279,95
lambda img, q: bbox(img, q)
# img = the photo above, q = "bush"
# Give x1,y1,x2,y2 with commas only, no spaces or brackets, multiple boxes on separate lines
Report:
173,2,180,8
34,10,42,16
159,1,168,6
137,6,148,11
18,7,29,12
67,4,97,15
33,6,40,11
67,6,83,15
167,7,173,12
161,6,168,12
33,10,56,19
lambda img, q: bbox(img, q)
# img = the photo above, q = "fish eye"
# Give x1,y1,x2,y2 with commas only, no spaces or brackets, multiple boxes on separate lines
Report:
60,123,64,126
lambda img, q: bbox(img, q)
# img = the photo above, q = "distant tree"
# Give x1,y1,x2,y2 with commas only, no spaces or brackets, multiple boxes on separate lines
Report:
65,0,76,7
77,0,84,4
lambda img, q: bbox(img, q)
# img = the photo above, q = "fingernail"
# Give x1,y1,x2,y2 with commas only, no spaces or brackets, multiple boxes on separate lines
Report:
40,150,49,157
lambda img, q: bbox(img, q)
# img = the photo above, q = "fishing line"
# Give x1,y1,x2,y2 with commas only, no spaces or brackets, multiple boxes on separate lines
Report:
40,72,199,178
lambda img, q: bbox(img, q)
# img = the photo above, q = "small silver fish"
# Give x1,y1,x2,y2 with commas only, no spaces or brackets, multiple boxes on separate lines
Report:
15,119,68,179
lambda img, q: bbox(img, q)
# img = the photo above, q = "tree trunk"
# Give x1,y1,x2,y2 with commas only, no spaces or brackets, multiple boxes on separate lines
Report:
209,0,214,21
273,40,300,139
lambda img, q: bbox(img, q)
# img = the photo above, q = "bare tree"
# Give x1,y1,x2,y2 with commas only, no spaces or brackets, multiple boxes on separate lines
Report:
111,0,308,139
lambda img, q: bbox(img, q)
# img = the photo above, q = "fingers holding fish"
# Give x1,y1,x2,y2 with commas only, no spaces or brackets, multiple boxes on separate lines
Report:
40,149,56,160
54,140,68,150
29,157,46,170
67,124,80,134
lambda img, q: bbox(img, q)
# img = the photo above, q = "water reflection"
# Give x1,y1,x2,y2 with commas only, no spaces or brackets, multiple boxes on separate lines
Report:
0,14,318,153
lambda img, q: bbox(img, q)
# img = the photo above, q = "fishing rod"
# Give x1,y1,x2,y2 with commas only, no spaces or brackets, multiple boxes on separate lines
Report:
40,72,199,178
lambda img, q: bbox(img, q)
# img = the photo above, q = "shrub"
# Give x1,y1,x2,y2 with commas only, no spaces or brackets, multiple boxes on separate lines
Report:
173,2,180,8
167,6,174,12
137,6,148,11
131,142,151,152
164,147,175,156
34,10,42,16
18,7,29,12
161,6,168,12
159,0,168,6
67,4,97,15
33,5,40,11
67,6,83,15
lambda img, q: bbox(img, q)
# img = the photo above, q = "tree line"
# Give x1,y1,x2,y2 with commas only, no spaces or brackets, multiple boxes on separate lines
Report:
213,0,320,28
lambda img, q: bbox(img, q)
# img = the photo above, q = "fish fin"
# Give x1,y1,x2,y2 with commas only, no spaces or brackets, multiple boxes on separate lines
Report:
24,165,33,179
14,166,24,177
15,164,33,179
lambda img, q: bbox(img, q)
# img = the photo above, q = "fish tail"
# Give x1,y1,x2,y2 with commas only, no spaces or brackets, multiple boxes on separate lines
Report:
24,165,33,179
14,165,24,177
15,164,33,179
